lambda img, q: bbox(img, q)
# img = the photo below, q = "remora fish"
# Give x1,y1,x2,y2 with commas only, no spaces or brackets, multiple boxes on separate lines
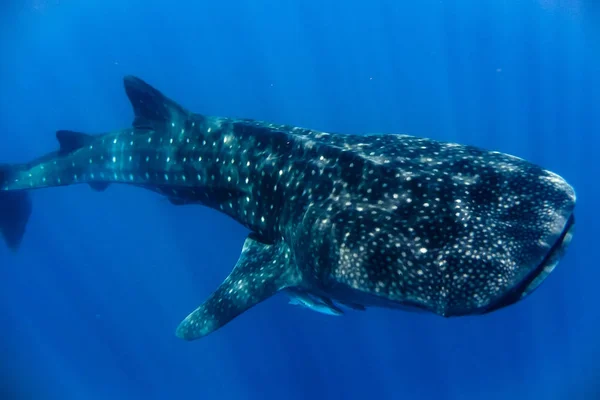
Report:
286,288,345,316
0,76,576,340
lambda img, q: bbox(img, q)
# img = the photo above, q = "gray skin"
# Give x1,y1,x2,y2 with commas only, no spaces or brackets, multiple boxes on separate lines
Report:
0,76,576,341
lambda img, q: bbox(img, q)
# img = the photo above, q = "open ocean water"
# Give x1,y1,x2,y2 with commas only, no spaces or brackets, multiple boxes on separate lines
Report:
0,1,599,399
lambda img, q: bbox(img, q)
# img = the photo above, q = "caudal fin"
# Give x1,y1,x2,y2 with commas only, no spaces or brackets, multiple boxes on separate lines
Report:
0,165,32,251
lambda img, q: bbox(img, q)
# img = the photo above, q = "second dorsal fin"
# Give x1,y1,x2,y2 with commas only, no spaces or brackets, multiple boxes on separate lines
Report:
56,130,94,155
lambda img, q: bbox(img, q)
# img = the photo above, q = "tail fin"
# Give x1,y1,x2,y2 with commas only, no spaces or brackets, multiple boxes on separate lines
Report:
0,165,32,251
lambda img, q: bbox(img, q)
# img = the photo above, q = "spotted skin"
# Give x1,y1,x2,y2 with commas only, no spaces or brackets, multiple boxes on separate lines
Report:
0,76,576,340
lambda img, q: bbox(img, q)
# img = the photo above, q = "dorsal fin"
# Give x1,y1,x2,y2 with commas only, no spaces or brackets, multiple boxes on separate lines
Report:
122,75,190,130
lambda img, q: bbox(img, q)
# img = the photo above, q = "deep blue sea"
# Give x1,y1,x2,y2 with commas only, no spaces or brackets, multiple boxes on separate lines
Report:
1,1,599,399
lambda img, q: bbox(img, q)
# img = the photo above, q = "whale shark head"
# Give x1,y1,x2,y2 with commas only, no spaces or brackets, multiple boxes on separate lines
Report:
479,172,576,313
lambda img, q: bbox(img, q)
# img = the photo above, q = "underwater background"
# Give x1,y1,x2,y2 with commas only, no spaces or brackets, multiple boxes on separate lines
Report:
0,0,599,399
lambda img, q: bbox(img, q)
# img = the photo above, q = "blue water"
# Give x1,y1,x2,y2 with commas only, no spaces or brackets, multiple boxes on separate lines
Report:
1,1,598,399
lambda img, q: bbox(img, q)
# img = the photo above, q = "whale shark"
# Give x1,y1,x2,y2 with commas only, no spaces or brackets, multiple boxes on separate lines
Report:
0,76,576,340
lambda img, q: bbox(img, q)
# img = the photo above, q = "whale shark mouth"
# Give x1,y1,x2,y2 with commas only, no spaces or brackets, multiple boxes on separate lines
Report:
484,213,575,313
522,213,575,295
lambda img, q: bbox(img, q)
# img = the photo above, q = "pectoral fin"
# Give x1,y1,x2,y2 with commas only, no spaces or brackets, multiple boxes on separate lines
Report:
175,235,298,340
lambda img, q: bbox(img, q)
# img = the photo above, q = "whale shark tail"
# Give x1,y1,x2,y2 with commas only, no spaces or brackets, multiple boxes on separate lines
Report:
0,166,32,251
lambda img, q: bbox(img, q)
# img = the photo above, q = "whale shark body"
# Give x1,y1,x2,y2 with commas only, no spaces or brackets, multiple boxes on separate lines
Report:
0,76,576,340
